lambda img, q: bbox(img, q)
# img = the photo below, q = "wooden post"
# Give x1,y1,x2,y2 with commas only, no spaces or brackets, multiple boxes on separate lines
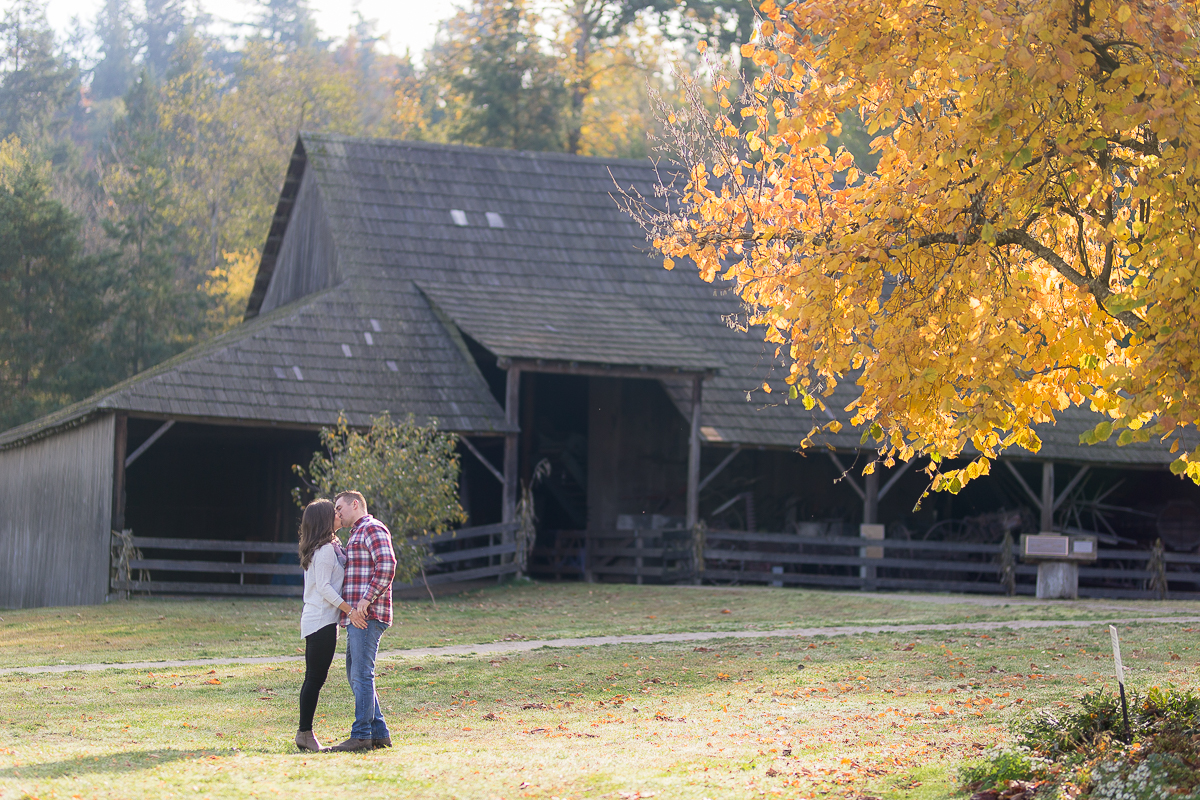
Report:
111,412,129,599
503,366,521,525
1040,461,1055,532
636,532,644,585
520,372,536,486
111,413,128,532
863,469,879,525
859,523,885,589
686,376,703,529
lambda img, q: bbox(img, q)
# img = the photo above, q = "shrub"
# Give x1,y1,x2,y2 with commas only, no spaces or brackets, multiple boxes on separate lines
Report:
1016,685,1200,759
293,412,467,586
979,686,1200,799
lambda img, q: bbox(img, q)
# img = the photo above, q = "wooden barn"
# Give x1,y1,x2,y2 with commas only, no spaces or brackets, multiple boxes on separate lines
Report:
2,133,1199,609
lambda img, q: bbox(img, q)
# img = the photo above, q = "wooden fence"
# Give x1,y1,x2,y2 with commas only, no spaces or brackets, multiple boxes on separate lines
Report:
579,528,1200,599
110,522,520,597
582,529,694,584
528,530,586,581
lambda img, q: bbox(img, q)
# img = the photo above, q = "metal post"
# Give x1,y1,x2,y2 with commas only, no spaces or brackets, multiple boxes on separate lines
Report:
503,366,521,526
1040,461,1055,532
686,376,703,529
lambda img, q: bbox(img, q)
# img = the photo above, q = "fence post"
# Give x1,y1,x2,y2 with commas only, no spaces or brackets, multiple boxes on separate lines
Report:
584,532,595,583
1147,538,1168,599
635,532,644,585
860,524,884,590
691,521,706,585
999,531,1016,596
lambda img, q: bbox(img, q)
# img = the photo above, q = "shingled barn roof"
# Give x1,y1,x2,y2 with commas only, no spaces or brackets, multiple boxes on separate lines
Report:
0,133,1182,466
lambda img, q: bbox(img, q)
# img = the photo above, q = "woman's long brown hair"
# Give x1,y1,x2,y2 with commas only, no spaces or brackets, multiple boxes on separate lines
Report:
298,499,337,570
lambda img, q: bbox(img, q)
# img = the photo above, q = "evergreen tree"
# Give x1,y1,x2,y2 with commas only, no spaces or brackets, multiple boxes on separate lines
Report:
142,0,187,78
91,0,137,100
430,0,568,152
0,138,104,429
96,72,204,382
0,1,79,146
253,0,319,50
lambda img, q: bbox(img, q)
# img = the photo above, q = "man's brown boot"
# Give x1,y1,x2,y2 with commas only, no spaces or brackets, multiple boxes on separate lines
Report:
372,736,392,749
326,737,373,753
295,730,322,752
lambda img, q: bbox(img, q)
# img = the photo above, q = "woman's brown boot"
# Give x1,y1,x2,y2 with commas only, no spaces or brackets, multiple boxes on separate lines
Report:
295,730,322,752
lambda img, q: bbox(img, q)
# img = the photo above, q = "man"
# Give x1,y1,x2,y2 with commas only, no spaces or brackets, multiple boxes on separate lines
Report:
327,490,396,753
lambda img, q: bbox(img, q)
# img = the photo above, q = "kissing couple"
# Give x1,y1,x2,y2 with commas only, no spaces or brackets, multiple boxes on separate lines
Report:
294,490,397,752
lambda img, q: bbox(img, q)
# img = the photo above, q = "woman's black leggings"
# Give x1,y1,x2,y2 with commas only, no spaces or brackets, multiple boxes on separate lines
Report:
298,623,338,732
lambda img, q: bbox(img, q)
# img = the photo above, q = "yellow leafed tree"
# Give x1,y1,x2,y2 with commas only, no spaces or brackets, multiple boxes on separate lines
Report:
641,0,1200,490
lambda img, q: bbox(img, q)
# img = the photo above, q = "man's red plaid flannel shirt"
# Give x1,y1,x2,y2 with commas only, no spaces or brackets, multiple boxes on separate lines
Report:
340,514,396,627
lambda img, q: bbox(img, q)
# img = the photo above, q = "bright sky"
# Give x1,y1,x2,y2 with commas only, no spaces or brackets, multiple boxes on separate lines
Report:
40,0,458,59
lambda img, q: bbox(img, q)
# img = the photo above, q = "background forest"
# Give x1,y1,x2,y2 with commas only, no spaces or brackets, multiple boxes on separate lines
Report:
0,0,764,431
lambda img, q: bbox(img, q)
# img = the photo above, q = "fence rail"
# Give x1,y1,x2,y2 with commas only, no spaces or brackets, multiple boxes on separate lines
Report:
111,522,520,597
528,531,586,580
577,527,1200,599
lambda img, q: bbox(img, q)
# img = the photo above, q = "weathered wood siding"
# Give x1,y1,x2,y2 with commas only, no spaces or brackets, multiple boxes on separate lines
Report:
259,168,339,314
0,414,115,608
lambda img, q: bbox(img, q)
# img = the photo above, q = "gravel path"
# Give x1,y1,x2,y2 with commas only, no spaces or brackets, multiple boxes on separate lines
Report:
4,614,1199,676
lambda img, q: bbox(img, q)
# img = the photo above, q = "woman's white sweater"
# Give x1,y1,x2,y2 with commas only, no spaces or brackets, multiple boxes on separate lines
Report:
301,542,345,638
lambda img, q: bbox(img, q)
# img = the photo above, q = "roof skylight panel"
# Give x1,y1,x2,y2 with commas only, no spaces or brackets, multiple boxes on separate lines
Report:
450,209,468,226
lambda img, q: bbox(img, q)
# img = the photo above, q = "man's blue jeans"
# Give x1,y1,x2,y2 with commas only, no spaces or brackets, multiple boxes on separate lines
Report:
346,619,390,740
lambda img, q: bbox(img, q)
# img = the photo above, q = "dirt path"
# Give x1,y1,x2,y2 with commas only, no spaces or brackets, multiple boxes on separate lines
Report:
4,614,1199,676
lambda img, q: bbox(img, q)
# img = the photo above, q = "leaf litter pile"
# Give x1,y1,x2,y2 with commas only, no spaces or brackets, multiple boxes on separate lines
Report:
1,623,1198,799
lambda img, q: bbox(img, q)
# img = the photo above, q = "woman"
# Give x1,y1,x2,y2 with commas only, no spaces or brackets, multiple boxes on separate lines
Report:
296,498,353,752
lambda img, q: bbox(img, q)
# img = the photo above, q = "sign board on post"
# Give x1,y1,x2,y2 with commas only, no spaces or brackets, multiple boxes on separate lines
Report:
1021,533,1096,599
1021,534,1098,562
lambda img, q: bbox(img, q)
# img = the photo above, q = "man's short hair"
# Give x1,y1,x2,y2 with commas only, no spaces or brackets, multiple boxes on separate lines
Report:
335,490,367,510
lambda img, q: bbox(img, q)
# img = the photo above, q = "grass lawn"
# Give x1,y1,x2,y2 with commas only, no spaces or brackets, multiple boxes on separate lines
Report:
2,581,1198,669
1,585,1199,799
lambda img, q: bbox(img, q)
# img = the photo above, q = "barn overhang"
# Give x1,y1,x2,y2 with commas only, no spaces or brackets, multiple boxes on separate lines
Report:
417,281,724,530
